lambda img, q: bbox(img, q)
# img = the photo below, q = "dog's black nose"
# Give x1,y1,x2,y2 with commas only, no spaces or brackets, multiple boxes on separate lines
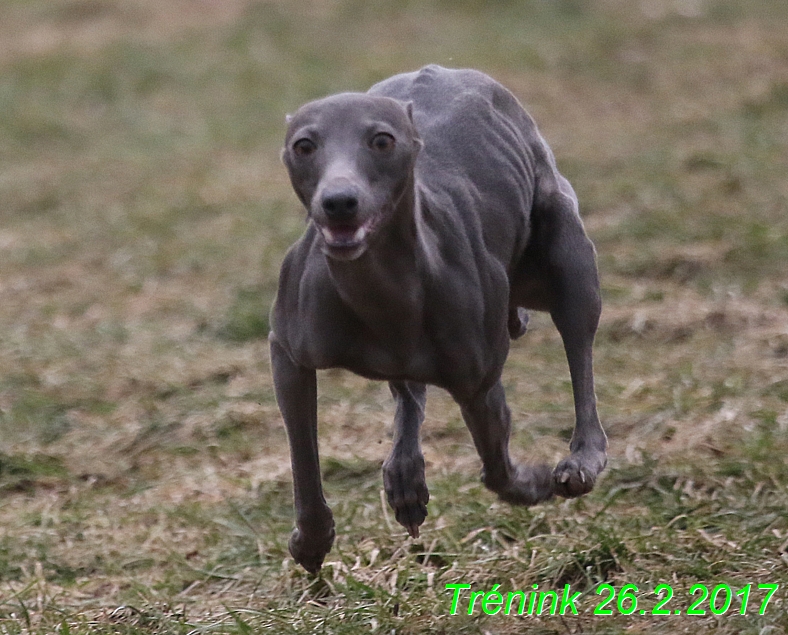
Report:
321,188,359,221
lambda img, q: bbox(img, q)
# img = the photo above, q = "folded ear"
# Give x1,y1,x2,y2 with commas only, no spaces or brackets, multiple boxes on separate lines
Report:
405,101,414,123
398,101,423,150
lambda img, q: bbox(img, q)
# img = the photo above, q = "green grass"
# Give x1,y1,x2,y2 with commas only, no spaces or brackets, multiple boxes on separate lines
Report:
1,0,787,633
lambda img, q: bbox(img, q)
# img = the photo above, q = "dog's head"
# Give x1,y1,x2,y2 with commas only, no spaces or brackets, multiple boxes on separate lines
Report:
282,93,422,261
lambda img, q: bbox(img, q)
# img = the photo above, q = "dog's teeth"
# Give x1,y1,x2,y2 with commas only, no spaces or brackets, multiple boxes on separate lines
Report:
321,227,334,241
352,225,367,242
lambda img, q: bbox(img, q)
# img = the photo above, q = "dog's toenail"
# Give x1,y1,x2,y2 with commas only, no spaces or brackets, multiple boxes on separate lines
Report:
560,472,570,484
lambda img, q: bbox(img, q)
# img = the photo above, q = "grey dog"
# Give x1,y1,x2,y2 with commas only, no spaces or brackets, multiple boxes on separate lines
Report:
269,65,607,574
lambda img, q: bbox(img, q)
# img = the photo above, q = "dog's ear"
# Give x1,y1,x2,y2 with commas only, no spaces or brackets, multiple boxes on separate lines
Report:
401,101,423,152
282,114,294,164
405,101,415,123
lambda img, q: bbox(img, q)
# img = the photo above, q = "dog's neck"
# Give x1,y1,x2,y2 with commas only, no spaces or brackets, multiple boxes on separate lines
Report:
325,178,426,339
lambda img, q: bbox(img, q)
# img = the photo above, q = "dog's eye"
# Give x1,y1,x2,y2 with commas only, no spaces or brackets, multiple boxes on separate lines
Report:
293,138,317,157
370,133,395,153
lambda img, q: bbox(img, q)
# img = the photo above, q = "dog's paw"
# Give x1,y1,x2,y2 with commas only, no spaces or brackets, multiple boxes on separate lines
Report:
383,452,429,538
289,522,335,574
552,449,607,498
489,463,554,506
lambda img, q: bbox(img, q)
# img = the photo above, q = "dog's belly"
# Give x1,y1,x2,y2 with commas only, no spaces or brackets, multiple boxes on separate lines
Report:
327,322,503,396
340,341,437,384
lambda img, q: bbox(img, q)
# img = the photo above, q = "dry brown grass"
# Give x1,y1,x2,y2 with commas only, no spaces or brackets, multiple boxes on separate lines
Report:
1,0,787,633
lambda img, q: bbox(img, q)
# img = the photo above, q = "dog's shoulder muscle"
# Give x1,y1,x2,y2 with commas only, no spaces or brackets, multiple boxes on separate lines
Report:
369,65,547,274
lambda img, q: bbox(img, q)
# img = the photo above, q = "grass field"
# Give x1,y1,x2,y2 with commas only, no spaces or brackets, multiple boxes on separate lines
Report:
1,0,787,633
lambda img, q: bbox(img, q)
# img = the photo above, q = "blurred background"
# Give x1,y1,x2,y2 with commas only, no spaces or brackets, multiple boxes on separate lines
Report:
0,1,787,633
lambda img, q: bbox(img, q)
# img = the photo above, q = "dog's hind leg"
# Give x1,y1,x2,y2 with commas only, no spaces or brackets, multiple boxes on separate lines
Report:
383,381,429,537
458,380,555,505
508,306,530,340
535,177,608,498
270,337,335,574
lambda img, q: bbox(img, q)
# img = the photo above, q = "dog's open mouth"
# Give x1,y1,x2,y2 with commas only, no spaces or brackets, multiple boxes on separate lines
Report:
317,216,379,258
320,223,368,247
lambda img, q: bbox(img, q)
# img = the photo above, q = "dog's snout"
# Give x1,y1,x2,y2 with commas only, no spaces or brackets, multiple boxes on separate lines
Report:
321,188,359,222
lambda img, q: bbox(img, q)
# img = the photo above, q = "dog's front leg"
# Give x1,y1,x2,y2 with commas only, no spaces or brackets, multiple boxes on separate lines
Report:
458,381,554,505
270,337,334,574
383,382,429,538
